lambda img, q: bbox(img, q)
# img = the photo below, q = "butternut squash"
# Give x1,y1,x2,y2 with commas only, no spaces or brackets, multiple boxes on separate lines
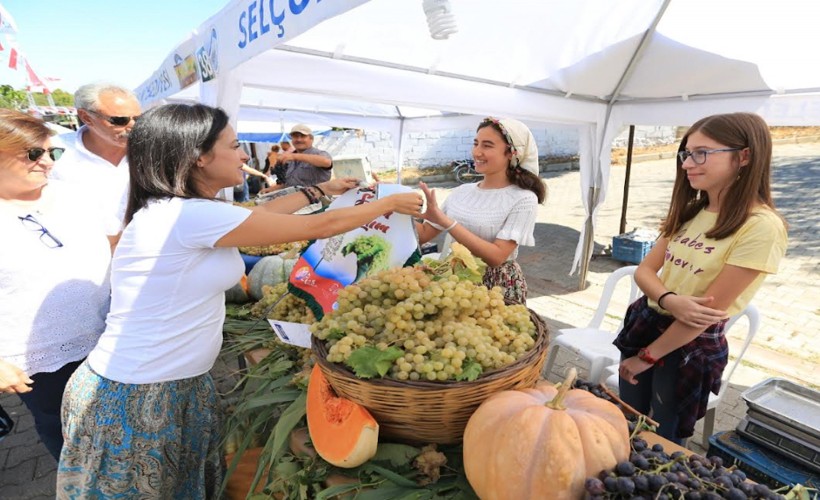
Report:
306,365,379,468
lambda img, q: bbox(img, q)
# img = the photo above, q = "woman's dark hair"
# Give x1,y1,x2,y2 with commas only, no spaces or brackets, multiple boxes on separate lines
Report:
661,112,785,239
477,120,547,204
125,103,230,224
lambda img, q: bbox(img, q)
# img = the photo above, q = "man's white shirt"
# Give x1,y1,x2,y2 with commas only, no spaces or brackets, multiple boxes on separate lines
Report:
50,126,129,235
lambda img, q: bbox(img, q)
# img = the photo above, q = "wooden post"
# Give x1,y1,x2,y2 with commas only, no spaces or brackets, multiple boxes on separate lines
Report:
619,125,636,235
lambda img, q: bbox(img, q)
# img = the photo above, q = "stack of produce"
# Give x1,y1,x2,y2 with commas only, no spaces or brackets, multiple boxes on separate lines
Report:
239,240,308,257
311,243,537,382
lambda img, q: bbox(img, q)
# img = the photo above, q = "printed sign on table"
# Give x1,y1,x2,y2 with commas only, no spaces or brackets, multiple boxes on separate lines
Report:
288,183,420,320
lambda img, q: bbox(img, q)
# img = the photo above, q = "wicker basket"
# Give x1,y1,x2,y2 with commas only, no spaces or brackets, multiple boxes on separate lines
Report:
312,307,549,444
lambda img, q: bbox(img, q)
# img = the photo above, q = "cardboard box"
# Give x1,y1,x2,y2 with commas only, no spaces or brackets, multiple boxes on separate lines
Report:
332,155,375,184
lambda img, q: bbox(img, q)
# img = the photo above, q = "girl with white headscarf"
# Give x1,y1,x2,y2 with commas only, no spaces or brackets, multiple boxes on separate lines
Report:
417,117,547,303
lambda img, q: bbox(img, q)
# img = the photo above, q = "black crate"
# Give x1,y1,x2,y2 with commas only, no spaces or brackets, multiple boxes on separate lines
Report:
707,431,819,490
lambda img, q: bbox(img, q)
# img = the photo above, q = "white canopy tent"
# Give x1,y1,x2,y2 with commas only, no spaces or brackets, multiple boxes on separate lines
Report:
136,0,820,287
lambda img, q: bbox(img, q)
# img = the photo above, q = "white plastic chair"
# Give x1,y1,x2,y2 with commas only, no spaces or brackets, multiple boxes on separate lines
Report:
700,303,760,447
603,303,760,448
542,265,642,384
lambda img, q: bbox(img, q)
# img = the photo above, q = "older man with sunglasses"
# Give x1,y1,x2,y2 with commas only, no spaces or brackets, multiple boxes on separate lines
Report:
50,82,141,245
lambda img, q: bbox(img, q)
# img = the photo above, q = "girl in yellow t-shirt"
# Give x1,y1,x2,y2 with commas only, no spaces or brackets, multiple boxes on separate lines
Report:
614,112,788,443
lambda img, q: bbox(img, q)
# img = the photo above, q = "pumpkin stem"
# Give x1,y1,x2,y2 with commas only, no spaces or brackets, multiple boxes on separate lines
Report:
545,367,577,410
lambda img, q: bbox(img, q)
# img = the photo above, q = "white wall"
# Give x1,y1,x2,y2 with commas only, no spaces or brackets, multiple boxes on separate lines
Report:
247,125,679,172
611,125,679,148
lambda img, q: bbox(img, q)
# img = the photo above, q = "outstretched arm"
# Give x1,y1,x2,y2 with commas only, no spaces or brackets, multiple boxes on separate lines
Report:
217,187,423,247
253,178,359,214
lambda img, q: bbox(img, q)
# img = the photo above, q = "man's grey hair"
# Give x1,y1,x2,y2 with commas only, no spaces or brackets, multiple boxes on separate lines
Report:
74,83,138,112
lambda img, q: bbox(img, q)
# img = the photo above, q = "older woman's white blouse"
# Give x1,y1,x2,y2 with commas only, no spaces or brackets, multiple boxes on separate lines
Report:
0,182,111,375
440,183,537,261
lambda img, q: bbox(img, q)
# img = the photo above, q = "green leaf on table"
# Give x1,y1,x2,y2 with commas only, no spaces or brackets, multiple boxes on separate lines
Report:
345,346,404,378
371,443,421,468
361,463,419,488
455,359,482,382
325,329,345,341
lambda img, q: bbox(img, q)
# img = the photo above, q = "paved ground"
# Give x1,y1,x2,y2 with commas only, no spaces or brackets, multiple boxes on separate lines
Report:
2,140,817,497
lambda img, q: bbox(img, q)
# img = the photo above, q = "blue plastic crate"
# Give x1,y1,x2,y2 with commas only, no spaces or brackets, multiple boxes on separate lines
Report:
707,431,819,489
612,234,654,264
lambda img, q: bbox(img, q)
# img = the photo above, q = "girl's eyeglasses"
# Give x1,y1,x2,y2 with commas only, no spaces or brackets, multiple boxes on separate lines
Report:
18,214,64,248
87,109,140,126
677,148,742,165
27,147,66,162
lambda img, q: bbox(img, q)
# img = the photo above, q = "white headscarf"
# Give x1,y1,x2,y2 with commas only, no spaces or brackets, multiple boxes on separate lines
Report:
484,117,540,177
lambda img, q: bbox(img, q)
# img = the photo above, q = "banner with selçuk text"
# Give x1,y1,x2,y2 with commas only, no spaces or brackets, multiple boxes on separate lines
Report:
135,0,370,107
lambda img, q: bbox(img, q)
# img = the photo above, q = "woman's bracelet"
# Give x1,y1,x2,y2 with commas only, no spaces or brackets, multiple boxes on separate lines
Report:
424,220,459,233
657,291,677,309
299,186,319,204
312,184,327,197
424,220,446,231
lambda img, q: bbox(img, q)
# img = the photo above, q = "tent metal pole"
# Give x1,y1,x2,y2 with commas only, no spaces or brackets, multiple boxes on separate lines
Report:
396,107,405,184
578,0,671,288
619,125,635,235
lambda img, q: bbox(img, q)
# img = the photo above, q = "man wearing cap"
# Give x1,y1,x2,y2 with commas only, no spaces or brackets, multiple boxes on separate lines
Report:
261,124,332,192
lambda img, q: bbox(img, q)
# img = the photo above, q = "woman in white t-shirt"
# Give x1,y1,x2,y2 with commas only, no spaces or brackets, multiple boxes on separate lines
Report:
57,104,423,498
417,117,547,303
0,109,112,461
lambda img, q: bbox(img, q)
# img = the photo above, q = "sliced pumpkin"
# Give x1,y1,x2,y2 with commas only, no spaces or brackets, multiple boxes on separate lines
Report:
306,365,379,468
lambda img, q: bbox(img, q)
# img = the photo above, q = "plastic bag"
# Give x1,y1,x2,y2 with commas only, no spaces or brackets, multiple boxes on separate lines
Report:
0,403,13,441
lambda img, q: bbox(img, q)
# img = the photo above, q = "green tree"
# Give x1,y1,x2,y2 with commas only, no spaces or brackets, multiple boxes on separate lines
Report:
0,85,27,110
50,89,74,106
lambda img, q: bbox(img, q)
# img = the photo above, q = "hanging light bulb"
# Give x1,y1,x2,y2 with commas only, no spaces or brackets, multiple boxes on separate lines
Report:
422,0,458,40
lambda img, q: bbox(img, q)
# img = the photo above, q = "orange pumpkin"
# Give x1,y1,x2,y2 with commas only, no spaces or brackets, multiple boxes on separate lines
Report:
306,365,379,468
463,369,629,500
224,447,278,500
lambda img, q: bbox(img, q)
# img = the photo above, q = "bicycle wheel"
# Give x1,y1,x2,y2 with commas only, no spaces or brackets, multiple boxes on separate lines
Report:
454,165,478,184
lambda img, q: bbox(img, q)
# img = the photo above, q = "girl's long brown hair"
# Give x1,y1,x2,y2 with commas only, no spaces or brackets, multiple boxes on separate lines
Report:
661,112,785,239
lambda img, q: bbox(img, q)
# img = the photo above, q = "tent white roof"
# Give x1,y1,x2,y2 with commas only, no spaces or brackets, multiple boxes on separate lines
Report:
136,0,820,282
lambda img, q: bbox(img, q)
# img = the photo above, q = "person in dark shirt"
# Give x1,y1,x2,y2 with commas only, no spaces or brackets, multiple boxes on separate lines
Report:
260,124,332,193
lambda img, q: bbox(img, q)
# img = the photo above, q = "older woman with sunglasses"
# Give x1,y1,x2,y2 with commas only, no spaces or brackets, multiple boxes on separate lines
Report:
0,109,113,461
416,117,547,303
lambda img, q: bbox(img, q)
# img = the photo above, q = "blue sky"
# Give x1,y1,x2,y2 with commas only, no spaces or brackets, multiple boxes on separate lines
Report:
2,0,228,93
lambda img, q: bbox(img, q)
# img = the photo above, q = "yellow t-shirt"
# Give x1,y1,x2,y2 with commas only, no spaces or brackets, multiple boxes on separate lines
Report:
653,207,787,316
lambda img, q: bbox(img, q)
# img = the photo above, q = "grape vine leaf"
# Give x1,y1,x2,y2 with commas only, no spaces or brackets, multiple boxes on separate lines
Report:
345,346,404,378
371,443,421,468
455,359,482,381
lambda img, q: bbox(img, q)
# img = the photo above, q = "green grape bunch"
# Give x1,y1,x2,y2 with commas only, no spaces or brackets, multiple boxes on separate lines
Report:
250,283,316,324
311,265,536,383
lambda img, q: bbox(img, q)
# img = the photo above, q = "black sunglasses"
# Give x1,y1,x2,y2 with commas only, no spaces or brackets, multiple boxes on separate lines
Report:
27,147,66,162
87,109,140,126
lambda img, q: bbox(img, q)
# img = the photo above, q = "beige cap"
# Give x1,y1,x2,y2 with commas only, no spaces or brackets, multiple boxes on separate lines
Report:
290,124,312,135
